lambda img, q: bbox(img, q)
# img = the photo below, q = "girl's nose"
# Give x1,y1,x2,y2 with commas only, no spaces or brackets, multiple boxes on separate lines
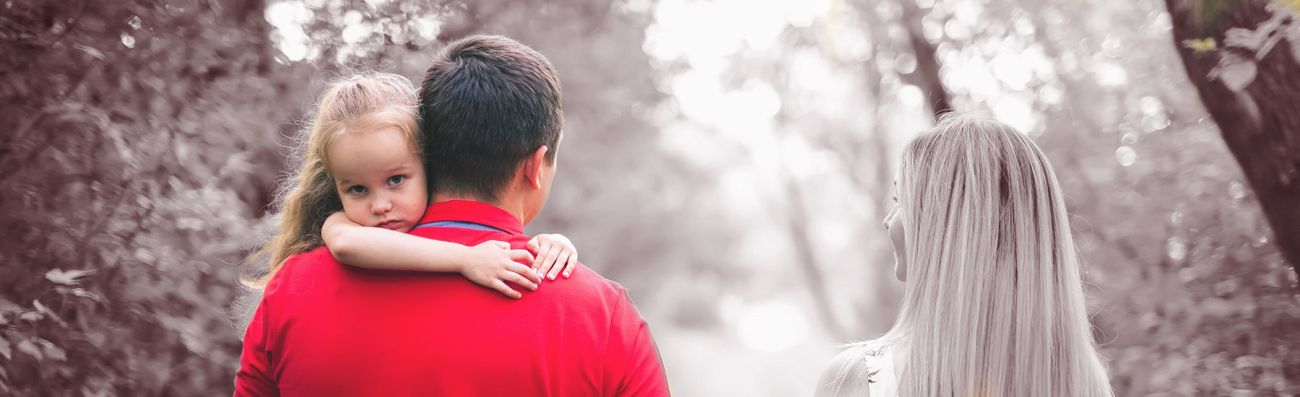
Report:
371,197,392,214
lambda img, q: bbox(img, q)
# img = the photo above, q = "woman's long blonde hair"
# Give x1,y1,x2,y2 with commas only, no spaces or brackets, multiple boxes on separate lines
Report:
243,72,421,288
879,114,1112,396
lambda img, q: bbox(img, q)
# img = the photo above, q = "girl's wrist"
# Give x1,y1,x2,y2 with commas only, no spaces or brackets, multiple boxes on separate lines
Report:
455,245,478,274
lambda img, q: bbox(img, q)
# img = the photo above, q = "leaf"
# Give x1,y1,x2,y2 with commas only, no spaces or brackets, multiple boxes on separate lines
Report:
0,298,19,326
1224,27,1265,51
15,340,40,361
1183,37,1218,55
18,311,42,322
1288,20,1300,64
1273,0,1300,14
1209,52,1257,92
1224,7,1290,60
0,337,10,360
45,268,95,285
72,44,105,61
37,339,65,362
54,287,105,303
1234,355,1266,368
30,300,66,328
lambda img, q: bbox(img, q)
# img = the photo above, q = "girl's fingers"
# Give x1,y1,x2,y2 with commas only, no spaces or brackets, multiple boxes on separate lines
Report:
501,270,539,291
562,254,577,278
547,250,569,280
534,243,555,273
526,238,540,253
507,262,542,285
492,280,523,299
509,249,536,265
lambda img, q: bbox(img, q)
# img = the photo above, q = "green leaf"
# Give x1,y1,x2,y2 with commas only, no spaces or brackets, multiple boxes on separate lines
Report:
1183,37,1218,55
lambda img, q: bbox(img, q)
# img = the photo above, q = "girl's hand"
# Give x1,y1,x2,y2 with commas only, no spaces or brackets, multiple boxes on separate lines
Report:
527,234,579,281
461,241,541,299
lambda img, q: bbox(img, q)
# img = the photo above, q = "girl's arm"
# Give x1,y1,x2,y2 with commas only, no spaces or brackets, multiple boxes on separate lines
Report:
322,212,542,298
527,233,581,280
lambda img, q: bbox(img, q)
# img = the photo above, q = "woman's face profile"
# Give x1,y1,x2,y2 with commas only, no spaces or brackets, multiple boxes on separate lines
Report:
884,181,906,282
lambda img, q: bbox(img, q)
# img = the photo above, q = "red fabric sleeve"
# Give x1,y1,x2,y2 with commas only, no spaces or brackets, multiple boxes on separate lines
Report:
234,298,279,397
605,289,671,397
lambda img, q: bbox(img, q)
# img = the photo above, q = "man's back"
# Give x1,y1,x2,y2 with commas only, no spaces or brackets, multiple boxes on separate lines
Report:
236,201,669,396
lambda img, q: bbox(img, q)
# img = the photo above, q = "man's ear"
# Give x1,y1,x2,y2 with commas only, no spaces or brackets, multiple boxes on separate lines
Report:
522,145,549,190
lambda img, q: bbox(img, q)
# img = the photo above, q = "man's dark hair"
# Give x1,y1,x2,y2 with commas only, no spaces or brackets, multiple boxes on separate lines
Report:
418,35,563,202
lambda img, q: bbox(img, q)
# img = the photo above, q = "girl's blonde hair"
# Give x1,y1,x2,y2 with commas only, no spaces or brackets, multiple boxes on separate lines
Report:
879,114,1113,396
244,72,421,288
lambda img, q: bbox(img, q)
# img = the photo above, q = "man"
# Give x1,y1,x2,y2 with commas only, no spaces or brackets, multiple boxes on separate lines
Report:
235,35,670,396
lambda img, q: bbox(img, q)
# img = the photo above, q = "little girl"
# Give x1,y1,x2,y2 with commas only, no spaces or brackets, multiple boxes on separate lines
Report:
247,71,577,299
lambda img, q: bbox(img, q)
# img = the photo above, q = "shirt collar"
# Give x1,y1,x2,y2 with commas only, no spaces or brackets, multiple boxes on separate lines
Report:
417,200,525,236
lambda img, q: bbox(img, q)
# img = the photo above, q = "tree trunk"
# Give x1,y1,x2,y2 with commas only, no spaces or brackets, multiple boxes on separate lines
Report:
782,167,848,339
1164,0,1300,285
898,0,954,119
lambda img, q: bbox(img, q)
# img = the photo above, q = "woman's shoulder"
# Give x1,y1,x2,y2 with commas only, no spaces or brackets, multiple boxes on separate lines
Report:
814,341,893,397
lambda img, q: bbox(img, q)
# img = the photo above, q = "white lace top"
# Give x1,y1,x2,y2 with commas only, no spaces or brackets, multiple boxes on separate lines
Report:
815,341,897,397
863,342,897,397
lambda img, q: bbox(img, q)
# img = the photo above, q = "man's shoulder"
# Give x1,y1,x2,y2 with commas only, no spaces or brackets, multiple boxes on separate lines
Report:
281,246,340,275
549,264,639,311
264,246,340,297
285,245,337,266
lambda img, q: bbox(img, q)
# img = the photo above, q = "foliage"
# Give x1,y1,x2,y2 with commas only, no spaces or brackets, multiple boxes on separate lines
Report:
1,0,1296,396
0,0,293,394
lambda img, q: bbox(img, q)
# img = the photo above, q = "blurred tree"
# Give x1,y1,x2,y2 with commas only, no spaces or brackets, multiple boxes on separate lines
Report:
0,0,298,394
1165,0,1300,283
896,0,954,119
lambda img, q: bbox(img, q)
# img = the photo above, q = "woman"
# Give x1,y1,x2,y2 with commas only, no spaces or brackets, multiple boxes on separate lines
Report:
816,115,1113,396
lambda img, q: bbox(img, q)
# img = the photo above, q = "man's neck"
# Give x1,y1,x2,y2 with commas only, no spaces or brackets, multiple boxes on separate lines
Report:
432,192,528,225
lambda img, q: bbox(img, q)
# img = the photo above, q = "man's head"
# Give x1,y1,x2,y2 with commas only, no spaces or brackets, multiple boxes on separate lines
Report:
419,35,563,225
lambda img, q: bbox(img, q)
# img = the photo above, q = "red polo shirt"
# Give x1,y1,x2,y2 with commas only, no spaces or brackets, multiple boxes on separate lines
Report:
235,200,669,396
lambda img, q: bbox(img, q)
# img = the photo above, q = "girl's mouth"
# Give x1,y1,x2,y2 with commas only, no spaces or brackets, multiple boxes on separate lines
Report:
376,220,403,230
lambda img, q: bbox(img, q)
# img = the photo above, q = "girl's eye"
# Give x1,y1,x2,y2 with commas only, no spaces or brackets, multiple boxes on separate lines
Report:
387,175,405,186
347,185,366,195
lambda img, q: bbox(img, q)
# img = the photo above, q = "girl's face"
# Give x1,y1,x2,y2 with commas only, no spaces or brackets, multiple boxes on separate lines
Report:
884,181,907,282
327,126,428,233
